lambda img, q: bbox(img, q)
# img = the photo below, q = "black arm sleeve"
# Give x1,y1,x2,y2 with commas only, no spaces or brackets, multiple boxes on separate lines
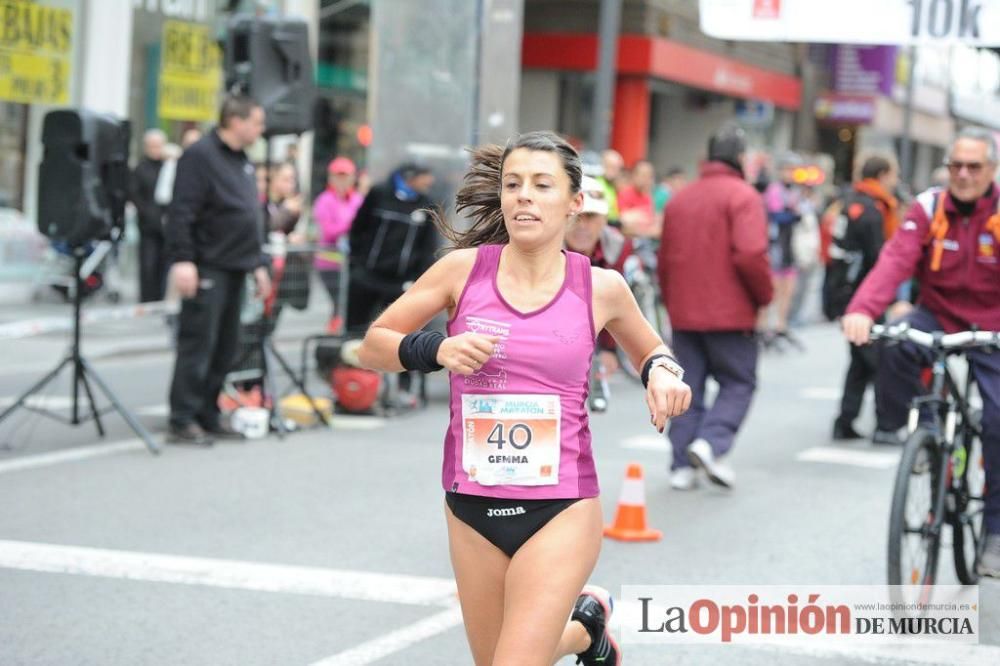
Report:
130,165,159,228
415,214,441,276
348,190,376,262
856,203,886,275
165,150,210,264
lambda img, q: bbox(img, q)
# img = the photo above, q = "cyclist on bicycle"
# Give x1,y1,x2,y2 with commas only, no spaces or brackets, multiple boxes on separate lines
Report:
842,127,1000,578
566,176,635,378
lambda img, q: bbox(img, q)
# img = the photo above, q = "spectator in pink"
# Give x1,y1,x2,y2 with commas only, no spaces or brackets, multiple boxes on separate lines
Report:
313,157,363,333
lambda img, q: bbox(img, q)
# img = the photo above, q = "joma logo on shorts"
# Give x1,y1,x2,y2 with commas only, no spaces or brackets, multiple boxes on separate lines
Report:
487,507,526,517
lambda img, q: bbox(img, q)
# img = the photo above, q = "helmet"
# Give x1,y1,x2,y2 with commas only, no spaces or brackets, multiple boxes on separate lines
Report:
332,367,381,413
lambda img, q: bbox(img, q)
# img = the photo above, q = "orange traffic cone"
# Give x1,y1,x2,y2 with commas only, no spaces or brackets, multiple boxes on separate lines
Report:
604,463,662,542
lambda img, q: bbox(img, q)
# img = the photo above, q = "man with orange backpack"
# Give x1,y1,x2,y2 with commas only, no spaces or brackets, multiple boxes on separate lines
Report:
842,127,1000,577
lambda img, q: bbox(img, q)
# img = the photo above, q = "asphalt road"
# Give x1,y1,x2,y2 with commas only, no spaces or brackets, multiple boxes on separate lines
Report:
0,320,998,665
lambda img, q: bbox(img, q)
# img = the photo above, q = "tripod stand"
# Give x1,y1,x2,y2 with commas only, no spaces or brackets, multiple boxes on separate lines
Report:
0,245,160,454
229,256,333,437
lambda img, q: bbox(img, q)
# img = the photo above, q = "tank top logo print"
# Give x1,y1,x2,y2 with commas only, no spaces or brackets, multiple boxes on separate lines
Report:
463,315,511,391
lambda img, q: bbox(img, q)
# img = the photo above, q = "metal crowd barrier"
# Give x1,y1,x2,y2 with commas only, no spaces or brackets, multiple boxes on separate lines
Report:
224,243,334,432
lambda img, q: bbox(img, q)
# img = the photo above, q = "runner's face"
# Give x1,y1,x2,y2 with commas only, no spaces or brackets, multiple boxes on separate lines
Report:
501,149,581,248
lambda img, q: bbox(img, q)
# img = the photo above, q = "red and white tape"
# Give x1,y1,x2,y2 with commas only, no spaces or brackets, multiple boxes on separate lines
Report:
0,300,179,340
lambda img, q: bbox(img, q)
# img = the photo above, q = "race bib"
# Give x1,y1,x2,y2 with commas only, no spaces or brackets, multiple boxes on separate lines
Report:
461,394,560,486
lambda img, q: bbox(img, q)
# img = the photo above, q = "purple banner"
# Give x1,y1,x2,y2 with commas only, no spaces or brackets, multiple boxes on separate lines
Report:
831,45,897,96
815,93,876,125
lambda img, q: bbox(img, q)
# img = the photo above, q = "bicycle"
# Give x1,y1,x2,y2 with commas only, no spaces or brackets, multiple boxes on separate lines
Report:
618,253,670,382
876,323,995,594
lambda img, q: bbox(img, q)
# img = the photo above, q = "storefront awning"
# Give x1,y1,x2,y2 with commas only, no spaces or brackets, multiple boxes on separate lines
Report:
523,33,802,111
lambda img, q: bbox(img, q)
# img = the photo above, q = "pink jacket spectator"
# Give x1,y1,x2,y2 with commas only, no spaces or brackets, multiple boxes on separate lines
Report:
313,188,363,271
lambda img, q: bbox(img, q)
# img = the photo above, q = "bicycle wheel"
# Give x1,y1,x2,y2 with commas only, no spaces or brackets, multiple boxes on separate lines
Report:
888,428,942,589
952,418,986,584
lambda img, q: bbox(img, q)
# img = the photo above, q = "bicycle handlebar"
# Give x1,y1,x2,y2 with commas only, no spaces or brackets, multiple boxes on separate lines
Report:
870,323,1000,350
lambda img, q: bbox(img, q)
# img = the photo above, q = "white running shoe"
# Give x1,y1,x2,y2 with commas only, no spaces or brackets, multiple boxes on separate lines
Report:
670,467,698,490
687,438,735,489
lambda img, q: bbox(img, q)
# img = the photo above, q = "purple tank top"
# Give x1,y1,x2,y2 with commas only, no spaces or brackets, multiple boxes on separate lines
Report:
442,244,599,499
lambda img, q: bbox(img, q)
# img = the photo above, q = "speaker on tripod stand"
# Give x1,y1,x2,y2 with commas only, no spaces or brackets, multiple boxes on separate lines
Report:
38,110,130,246
0,109,160,454
224,15,316,137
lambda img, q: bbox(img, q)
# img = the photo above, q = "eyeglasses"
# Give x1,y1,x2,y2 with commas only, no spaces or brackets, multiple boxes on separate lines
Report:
945,160,985,175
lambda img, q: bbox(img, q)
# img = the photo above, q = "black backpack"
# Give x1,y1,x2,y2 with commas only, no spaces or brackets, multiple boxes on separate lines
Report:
822,194,868,320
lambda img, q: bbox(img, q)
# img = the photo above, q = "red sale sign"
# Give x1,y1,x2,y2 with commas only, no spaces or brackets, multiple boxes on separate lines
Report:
753,0,781,18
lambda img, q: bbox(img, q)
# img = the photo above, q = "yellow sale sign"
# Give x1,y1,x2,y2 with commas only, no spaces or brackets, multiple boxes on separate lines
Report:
158,20,222,122
0,0,73,104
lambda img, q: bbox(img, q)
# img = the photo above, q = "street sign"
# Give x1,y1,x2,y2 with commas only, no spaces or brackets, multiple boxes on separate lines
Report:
157,20,222,122
700,0,1000,45
0,0,74,105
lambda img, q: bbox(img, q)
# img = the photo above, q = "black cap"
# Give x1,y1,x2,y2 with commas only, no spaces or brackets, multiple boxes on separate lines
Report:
397,161,433,181
708,125,747,168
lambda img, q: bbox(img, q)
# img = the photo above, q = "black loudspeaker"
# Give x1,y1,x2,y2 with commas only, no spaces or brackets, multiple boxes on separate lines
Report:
38,110,131,247
224,16,316,136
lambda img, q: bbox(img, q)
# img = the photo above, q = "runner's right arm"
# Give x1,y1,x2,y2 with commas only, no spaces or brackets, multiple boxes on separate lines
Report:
357,248,497,375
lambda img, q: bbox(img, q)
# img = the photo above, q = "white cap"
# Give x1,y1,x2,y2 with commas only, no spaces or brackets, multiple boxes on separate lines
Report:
579,176,609,216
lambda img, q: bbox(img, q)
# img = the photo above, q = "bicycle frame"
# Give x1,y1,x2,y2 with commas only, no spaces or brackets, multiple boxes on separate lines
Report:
906,343,982,543
878,322,997,589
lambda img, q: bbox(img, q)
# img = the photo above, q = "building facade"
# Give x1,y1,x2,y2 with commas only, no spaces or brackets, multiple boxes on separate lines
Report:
520,0,802,172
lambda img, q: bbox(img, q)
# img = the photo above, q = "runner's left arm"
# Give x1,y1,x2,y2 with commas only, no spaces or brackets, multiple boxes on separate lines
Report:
594,267,692,431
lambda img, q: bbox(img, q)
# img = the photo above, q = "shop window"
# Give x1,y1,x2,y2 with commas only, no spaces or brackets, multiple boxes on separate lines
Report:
557,72,595,146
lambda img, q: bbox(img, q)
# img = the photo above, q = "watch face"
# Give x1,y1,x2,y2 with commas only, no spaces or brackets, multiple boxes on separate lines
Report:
653,358,683,379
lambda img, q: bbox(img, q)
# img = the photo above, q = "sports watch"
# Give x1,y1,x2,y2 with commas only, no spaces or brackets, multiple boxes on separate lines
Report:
641,354,684,387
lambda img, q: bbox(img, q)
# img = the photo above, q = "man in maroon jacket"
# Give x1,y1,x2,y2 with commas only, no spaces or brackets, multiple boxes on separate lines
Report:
843,128,1000,577
658,126,774,491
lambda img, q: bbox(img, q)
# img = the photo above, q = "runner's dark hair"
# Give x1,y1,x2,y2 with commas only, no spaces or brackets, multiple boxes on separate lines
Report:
434,131,581,249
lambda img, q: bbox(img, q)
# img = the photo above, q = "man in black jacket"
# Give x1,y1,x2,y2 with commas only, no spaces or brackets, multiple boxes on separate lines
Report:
131,129,167,302
828,154,901,440
346,163,437,334
164,95,271,445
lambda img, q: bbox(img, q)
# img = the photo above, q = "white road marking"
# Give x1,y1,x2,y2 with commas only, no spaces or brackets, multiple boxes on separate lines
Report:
134,404,387,431
796,446,901,469
0,439,145,474
0,395,85,410
801,387,842,400
0,539,456,606
309,606,464,666
327,416,387,430
621,434,669,451
135,404,169,417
